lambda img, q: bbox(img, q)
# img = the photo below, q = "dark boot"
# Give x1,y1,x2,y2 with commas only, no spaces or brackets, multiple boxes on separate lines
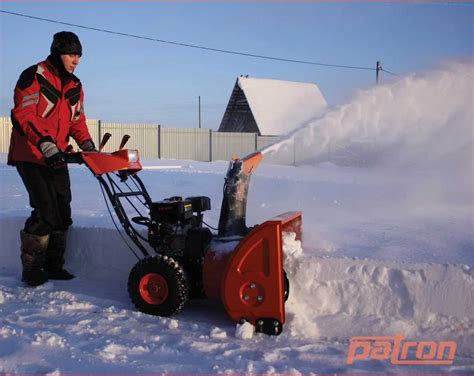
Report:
45,231,75,280
20,230,49,287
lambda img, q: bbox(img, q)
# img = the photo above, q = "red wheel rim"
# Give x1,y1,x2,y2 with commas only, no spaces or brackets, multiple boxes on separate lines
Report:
139,273,169,305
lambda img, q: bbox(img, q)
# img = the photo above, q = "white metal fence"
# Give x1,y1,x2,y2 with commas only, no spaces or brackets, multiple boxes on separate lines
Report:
0,117,279,163
1,117,381,165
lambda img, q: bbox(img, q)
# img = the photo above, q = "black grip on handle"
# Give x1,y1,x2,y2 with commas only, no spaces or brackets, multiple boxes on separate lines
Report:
64,152,84,164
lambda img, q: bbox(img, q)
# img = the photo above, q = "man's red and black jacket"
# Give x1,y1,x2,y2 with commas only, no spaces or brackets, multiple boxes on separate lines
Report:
8,59,92,166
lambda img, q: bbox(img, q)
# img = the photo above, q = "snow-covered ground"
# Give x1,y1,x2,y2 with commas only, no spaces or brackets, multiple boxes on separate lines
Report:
0,62,473,373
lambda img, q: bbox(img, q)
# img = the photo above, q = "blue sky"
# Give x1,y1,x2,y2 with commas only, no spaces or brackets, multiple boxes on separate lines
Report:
1,2,472,129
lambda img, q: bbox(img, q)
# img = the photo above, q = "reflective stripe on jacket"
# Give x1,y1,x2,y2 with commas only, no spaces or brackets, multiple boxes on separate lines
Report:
8,59,92,166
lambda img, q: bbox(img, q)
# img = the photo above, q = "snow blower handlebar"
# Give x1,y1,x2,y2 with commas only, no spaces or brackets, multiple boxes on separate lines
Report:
64,142,154,260
64,133,141,175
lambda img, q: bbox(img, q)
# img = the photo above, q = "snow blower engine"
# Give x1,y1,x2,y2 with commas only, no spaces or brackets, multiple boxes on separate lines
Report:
66,133,302,335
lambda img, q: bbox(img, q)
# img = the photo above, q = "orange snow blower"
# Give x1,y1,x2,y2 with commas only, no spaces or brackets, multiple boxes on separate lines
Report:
66,133,302,335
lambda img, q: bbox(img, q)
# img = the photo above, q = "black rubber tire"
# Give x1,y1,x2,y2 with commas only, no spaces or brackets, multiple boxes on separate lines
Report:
284,270,290,302
128,255,189,317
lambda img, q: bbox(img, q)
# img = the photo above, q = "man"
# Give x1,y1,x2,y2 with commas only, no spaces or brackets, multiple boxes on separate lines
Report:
8,31,96,287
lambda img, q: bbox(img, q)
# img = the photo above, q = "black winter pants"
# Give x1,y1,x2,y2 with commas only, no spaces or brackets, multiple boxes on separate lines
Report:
16,162,73,236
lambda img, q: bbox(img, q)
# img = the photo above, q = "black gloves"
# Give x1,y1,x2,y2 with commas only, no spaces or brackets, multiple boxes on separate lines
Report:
80,139,97,152
39,141,66,168
40,139,95,168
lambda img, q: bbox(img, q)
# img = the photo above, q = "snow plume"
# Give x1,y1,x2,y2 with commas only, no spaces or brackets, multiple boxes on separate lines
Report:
264,61,473,175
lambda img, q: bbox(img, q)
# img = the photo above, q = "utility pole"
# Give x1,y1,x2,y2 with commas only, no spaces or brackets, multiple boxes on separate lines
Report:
376,61,382,84
198,96,201,128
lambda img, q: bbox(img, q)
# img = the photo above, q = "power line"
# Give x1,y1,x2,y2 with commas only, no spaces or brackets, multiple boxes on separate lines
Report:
381,68,398,76
0,9,391,73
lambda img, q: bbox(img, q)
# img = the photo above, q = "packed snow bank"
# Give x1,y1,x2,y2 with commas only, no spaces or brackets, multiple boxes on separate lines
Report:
282,233,474,355
2,219,472,355
264,61,473,177
0,217,136,282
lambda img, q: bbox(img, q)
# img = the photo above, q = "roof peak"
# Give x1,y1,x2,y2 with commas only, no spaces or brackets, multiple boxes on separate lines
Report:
238,75,318,86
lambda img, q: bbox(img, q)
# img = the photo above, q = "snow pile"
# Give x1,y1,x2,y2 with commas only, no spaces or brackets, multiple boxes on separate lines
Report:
235,320,255,339
264,61,473,176
282,231,473,355
99,343,150,361
32,332,67,348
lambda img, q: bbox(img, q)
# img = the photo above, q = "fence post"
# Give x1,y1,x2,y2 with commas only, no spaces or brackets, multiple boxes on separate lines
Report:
97,119,102,142
209,129,213,162
158,124,161,159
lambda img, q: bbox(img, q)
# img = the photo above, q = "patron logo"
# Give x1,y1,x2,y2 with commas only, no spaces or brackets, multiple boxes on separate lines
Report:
346,335,457,365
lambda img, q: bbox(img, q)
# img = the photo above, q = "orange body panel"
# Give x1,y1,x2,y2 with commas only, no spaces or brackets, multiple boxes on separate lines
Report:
202,249,233,301
202,211,302,326
81,149,142,175
241,151,263,175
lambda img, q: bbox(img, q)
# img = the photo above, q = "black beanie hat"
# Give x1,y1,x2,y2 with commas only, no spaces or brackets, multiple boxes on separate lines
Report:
50,31,82,56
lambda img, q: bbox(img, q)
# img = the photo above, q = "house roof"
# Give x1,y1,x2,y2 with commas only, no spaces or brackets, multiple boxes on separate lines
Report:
235,76,328,135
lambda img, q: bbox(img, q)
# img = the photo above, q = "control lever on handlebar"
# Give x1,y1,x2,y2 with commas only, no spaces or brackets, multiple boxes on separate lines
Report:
99,133,112,152
119,134,131,150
